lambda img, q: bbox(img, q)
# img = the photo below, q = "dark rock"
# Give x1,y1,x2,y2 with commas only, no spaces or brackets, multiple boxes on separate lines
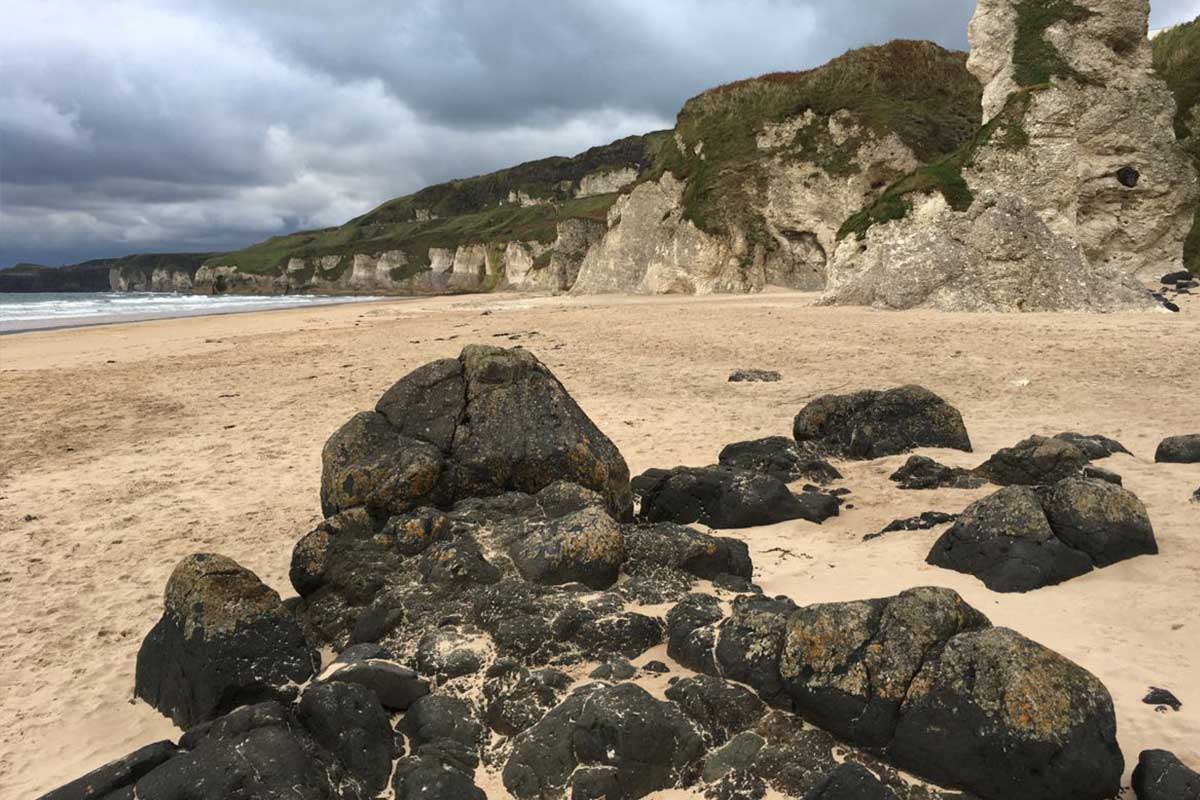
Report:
571,766,624,800
131,724,326,800
1082,464,1123,485
589,659,637,681
392,755,486,800
38,740,178,800
134,553,317,728
416,626,490,679
926,486,1094,592
484,660,572,735
334,643,389,663
375,357,465,451
1132,749,1199,800
792,385,971,459
1117,166,1141,188
569,610,664,660
729,369,782,383
701,731,767,783
888,455,984,490
665,675,766,746
176,700,291,751
635,466,838,529
383,507,452,556
642,660,670,674
351,594,406,644
803,763,894,800
511,506,625,589
1041,477,1157,567
1143,687,1182,712
1162,270,1194,284
889,627,1123,800
712,573,758,594
503,682,706,800
623,522,752,581
718,437,842,484
402,694,484,766
536,481,609,519
326,346,634,521
320,411,445,517
296,681,396,796
449,345,633,519
1053,432,1132,460
1193,486,1200,504
666,594,725,675
1156,434,1200,463
714,594,798,708
975,435,1090,486
418,538,502,586
322,659,430,710
778,587,989,748
862,512,957,541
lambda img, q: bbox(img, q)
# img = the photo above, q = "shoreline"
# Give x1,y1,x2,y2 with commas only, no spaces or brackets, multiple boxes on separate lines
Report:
1,291,1197,797
0,293,400,335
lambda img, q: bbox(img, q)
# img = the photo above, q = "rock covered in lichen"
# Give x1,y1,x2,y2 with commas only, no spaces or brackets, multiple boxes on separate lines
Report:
134,554,317,728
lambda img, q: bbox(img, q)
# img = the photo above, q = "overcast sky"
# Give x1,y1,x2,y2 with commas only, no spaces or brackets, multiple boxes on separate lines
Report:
2,0,1197,268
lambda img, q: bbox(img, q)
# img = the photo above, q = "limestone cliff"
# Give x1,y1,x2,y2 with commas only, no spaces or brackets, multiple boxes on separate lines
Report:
574,41,981,295
823,0,1197,311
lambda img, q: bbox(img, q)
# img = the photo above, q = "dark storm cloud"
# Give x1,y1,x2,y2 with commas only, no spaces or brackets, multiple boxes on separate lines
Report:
1,0,1196,267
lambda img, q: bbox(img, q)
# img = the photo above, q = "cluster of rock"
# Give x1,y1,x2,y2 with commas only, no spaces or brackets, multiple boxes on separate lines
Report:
822,0,1197,311
41,347,1194,800
626,385,971,531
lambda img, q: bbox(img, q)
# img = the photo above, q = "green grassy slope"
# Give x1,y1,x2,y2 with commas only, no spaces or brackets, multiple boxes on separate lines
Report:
209,133,671,276
651,40,982,254
1153,17,1200,274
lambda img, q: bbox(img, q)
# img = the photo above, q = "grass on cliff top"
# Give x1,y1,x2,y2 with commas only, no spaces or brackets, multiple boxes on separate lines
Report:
208,132,665,276
837,90,1037,241
1152,17,1200,274
1012,0,1097,87
654,40,982,246
211,193,618,276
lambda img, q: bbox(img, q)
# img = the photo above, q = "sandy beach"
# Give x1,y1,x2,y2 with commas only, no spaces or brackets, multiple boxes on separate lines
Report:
1,290,1197,798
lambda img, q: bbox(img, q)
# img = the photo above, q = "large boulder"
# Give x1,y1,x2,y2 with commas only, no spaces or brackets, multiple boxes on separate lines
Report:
634,466,839,529
503,682,705,800
322,346,633,521
792,386,971,459
39,741,178,800
1040,477,1157,567
777,588,989,748
926,486,1094,592
889,627,1123,800
135,554,317,728
802,763,894,800
928,478,1158,592
1156,434,1200,463
718,437,842,484
1132,749,1200,800
975,435,1090,486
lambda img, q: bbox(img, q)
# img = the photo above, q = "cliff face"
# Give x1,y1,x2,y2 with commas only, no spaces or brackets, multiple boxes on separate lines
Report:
574,41,981,295
0,263,111,292
822,0,1197,311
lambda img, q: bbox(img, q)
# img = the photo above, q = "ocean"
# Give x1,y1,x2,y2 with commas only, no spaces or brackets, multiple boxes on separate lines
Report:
0,292,386,333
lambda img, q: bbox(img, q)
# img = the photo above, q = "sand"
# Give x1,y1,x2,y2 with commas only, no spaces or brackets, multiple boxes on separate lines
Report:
1,290,1196,798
